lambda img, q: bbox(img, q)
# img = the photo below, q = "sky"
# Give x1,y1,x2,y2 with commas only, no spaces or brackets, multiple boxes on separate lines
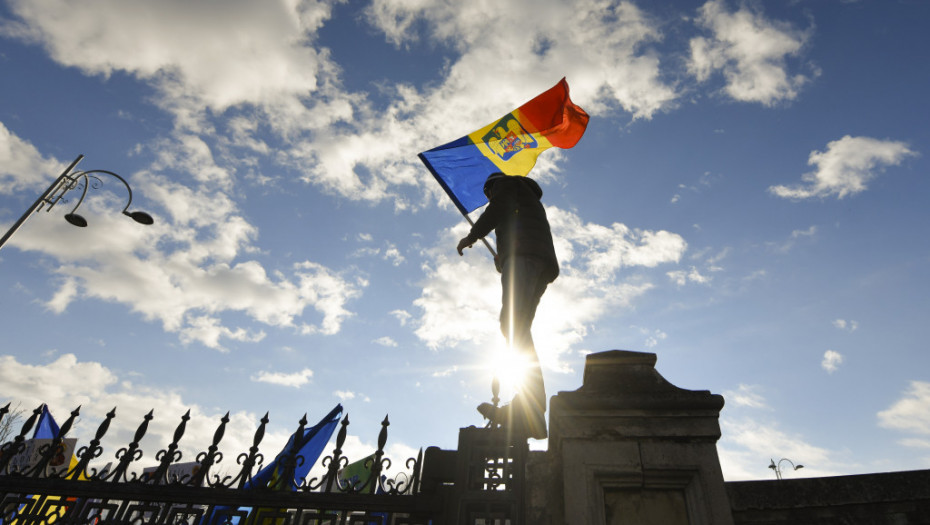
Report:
0,0,927,483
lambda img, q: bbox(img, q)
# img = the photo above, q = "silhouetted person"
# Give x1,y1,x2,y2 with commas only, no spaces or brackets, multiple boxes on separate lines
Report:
456,172,558,439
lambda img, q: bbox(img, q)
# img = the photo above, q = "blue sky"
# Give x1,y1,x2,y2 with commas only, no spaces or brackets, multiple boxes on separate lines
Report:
0,0,927,481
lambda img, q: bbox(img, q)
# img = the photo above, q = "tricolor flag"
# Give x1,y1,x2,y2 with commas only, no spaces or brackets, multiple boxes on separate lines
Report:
419,77,589,214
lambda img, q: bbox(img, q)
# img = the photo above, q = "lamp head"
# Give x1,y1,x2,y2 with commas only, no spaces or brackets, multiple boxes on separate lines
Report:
125,210,154,225
64,213,88,228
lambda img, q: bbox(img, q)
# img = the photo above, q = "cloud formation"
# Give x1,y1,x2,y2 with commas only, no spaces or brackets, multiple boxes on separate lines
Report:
0,0,336,115
833,319,859,332
252,368,315,388
821,350,844,374
769,136,916,199
0,127,364,350
0,353,400,478
689,0,812,106
413,205,686,370
0,353,281,471
878,381,930,439
0,0,687,211
0,122,66,194
718,384,843,480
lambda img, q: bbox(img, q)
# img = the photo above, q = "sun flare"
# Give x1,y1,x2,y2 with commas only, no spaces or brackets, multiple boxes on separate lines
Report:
486,343,531,401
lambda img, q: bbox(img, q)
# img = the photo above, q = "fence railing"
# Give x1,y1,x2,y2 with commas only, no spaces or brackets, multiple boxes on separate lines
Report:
0,403,440,525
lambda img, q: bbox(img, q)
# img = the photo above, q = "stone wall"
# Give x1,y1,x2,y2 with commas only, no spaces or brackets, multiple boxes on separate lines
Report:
533,349,930,525
727,468,930,524
543,350,734,525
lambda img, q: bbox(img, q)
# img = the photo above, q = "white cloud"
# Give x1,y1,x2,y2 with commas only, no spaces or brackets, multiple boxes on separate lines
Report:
383,243,405,266
373,336,399,348
431,366,459,378
0,121,67,195
18,197,365,349
252,368,314,388
412,205,685,371
717,384,847,480
0,0,682,213
878,381,930,437
667,266,711,286
722,384,769,409
0,123,365,351
769,136,917,199
718,416,839,480
356,241,406,266
390,309,412,326
688,0,812,106
638,327,667,348
333,390,356,401
791,225,817,239
0,0,335,115
766,225,817,253
833,319,859,332
821,350,844,374
0,353,288,475
365,0,677,119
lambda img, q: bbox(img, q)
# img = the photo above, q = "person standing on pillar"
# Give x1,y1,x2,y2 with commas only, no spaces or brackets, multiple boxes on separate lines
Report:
456,172,559,439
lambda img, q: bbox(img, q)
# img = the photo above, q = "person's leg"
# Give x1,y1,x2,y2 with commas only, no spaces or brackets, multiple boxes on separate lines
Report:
498,257,548,436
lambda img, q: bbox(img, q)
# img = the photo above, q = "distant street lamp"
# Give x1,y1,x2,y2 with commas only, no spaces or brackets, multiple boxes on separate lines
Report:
769,457,804,480
0,155,153,252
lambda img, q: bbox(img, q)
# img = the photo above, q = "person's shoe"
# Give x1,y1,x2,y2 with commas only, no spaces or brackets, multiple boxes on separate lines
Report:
477,402,500,423
477,397,548,440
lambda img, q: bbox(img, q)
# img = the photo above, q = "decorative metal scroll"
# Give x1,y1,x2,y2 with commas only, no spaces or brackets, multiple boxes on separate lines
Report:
0,402,438,525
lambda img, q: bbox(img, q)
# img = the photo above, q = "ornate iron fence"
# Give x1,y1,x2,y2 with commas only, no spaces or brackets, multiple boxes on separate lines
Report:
0,403,439,524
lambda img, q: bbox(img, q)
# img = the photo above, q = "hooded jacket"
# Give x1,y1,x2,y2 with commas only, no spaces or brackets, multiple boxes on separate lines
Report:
465,175,559,282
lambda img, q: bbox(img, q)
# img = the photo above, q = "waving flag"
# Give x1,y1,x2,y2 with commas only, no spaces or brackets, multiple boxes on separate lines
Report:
249,404,343,490
419,77,589,214
205,405,343,525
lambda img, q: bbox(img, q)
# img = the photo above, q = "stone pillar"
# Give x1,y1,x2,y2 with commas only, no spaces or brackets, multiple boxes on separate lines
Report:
548,350,733,525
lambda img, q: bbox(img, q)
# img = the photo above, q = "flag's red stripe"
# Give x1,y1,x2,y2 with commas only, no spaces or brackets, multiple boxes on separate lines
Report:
517,78,590,149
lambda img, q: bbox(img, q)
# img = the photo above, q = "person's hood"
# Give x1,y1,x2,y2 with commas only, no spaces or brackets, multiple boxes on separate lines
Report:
484,172,543,199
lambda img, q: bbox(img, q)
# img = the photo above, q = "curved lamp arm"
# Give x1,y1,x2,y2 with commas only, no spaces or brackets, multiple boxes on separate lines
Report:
63,169,154,227
0,155,153,253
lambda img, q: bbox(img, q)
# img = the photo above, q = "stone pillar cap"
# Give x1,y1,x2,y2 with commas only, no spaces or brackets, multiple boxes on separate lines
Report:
555,350,724,412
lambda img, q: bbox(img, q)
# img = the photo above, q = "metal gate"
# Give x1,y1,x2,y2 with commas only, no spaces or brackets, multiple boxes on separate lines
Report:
0,403,525,525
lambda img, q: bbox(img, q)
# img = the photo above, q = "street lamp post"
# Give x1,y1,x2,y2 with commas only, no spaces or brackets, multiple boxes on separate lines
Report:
768,457,804,480
0,154,153,252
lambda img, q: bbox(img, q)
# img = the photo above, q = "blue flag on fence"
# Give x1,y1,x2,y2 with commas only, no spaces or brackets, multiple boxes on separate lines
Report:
247,404,343,490
204,405,344,525
33,404,60,439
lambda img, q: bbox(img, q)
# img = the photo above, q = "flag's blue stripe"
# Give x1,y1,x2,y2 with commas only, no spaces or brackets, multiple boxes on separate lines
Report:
419,140,499,214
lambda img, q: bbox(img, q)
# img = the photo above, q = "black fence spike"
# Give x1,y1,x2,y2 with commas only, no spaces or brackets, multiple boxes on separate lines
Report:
108,408,154,483
190,411,229,488
149,409,191,485
0,405,43,475
0,405,436,521
70,407,116,481
270,413,307,491
234,411,269,489
322,414,350,493
26,405,81,478
367,415,390,494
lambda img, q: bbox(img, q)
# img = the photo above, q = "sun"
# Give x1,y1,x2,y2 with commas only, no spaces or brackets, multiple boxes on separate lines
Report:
486,343,531,402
